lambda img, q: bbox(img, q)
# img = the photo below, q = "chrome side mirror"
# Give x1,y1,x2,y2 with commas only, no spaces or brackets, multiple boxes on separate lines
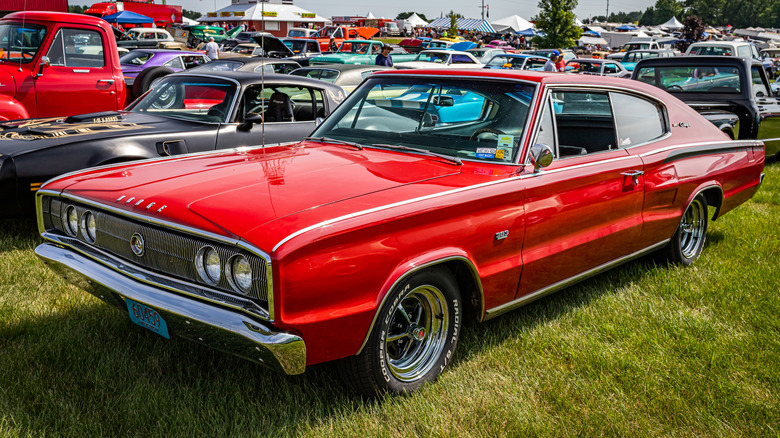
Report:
529,143,554,172
314,117,324,127
36,56,50,78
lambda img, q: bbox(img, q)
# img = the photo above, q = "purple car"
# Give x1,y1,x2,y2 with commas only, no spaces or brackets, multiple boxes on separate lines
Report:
120,49,211,98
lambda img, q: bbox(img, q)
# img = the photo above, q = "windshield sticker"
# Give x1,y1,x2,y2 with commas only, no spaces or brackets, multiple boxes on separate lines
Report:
620,137,632,146
476,147,497,159
497,135,514,148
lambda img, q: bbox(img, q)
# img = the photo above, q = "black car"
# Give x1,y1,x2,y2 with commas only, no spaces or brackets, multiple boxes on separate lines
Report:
632,56,780,158
0,71,347,217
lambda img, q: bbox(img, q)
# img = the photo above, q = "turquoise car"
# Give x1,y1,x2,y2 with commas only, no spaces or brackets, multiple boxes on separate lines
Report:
309,40,418,65
619,49,676,71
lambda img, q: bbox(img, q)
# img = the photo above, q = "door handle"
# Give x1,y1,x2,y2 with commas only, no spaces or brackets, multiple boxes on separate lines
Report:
97,79,115,84
621,170,644,185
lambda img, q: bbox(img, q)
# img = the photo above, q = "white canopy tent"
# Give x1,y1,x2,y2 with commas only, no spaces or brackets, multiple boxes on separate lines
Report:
406,13,428,27
661,17,684,30
490,15,533,32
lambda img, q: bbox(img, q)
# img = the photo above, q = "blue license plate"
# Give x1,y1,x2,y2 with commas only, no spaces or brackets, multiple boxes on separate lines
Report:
126,299,170,339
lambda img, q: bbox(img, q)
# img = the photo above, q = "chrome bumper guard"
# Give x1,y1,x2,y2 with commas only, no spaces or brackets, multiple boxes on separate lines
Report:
35,242,306,375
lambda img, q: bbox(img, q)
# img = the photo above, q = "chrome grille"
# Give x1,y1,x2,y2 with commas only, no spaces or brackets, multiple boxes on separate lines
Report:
45,197,269,304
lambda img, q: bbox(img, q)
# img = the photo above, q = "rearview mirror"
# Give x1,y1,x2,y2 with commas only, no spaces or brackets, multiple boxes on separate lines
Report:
239,113,264,131
432,96,454,106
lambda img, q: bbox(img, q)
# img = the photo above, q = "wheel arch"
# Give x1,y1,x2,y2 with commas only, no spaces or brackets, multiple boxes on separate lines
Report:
695,184,725,221
355,251,484,355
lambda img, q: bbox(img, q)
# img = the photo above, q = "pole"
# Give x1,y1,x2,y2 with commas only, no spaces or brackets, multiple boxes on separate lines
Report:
605,0,609,22
481,0,485,20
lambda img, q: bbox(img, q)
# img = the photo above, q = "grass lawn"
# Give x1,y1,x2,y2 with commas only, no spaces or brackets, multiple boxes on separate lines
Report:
1,161,778,437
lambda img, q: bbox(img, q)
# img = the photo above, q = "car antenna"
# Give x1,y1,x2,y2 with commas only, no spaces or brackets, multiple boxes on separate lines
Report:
260,0,266,145
19,0,27,72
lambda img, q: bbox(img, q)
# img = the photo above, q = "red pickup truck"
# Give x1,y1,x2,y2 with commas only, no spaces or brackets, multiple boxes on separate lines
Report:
0,11,125,121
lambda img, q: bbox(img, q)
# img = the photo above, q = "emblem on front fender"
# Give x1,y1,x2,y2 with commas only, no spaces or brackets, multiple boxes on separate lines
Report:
130,233,145,256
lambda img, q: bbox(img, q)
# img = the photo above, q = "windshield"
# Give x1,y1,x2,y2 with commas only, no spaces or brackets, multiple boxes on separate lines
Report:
414,52,449,63
569,61,602,73
0,23,47,64
290,68,339,83
312,77,536,163
688,45,736,56
127,76,238,123
634,65,742,93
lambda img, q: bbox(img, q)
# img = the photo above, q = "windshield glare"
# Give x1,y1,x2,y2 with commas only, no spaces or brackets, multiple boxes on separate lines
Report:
120,50,153,65
635,65,742,93
127,76,237,123
312,77,536,163
0,23,47,64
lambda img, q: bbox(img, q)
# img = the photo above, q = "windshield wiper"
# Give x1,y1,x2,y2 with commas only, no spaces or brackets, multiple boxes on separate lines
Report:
371,143,462,166
304,136,363,150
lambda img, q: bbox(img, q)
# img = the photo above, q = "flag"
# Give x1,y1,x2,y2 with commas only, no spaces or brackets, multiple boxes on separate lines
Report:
486,4,489,18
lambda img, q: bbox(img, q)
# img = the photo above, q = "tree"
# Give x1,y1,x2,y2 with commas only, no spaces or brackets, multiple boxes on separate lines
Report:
639,6,657,25
532,0,582,49
68,5,88,14
449,14,458,37
653,0,683,24
396,12,428,22
182,9,202,21
679,15,705,52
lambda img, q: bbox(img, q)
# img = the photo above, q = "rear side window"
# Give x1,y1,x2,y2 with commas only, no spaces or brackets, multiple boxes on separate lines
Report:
46,28,105,68
610,92,666,147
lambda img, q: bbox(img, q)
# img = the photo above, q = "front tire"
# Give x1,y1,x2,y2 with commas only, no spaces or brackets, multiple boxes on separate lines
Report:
337,267,461,396
663,193,709,265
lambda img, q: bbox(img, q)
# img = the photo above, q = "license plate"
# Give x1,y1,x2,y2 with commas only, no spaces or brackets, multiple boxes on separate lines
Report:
126,299,170,339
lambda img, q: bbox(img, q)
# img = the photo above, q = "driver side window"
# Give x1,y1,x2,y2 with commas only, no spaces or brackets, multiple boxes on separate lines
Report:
46,28,105,67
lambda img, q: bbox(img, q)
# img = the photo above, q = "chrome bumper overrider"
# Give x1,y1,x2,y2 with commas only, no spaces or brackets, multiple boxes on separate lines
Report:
35,242,306,375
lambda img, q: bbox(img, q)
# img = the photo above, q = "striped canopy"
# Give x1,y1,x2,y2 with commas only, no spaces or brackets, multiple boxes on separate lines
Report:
427,17,496,33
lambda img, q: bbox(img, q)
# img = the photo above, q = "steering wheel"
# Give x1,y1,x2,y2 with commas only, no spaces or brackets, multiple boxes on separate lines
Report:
470,127,505,141
666,85,683,91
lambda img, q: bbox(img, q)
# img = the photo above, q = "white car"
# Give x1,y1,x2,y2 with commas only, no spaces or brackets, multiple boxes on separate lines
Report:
685,41,760,59
125,28,185,50
398,49,484,69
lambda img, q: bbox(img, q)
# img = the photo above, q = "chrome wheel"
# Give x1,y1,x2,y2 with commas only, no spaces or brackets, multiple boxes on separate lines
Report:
385,285,449,382
679,197,706,259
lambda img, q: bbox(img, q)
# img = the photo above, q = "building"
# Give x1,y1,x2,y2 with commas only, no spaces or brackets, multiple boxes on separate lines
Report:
200,0,329,38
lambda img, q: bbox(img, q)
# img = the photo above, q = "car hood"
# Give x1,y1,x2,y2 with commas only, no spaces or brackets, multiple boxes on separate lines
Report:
0,111,203,156
251,35,295,57
51,142,466,250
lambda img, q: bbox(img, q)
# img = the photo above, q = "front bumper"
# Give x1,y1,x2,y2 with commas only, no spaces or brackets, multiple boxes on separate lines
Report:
35,242,306,375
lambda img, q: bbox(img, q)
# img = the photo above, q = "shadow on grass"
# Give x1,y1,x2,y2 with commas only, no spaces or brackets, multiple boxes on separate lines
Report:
0,218,40,253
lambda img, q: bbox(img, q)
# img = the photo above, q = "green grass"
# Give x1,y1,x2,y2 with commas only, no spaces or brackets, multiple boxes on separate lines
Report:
1,162,779,437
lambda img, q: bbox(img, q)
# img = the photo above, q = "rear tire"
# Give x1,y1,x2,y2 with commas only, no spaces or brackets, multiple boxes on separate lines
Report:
132,66,174,100
662,193,708,265
337,267,461,397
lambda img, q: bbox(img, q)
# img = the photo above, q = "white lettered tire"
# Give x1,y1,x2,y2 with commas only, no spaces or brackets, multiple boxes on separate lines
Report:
337,267,461,396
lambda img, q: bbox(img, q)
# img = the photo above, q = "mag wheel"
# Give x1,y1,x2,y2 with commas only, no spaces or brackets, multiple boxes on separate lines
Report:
337,267,461,396
663,193,708,265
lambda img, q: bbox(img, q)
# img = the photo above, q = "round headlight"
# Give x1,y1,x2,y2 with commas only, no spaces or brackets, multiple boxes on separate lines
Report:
81,211,97,243
65,205,78,236
228,255,253,293
196,246,221,285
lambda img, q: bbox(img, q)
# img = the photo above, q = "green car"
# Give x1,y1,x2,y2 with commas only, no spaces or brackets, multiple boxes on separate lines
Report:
167,24,229,49
309,40,417,65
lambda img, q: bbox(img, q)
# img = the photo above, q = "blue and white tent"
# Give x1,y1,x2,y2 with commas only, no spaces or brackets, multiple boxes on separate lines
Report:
427,17,496,33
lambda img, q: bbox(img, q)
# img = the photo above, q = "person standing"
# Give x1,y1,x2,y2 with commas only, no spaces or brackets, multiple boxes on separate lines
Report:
544,52,559,72
375,45,393,66
204,37,219,60
555,52,566,72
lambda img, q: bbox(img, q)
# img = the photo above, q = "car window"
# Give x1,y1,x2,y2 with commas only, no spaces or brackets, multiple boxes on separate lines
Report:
610,92,666,147
635,65,742,94
738,46,750,58
182,55,207,68
163,56,184,69
119,50,153,65
241,85,325,122
450,54,475,64
550,91,617,155
273,63,298,74
751,66,770,97
315,78,536,163
127,75,237,123
534,99,556,152
604,64,618,73
46,28,105,68
526,58,547,69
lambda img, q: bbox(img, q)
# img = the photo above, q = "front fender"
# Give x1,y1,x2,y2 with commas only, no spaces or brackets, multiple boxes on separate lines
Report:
0,95,30,122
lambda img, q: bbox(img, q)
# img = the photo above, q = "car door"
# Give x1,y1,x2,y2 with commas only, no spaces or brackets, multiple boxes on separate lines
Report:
753,64,780,157
515,88,646,297
216,84,324,147
35,26,120,116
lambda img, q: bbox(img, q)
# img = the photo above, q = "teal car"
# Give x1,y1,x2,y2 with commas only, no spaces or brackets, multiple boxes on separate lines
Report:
309,40,417,65
619,49,676,71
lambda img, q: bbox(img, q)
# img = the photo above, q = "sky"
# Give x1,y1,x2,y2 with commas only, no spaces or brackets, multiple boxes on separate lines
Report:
176,0,652,22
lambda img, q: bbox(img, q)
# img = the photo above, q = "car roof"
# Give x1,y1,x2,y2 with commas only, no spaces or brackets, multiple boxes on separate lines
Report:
169,71,345,90
634,55,760,68
293,64,392,72
4,11,106,26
